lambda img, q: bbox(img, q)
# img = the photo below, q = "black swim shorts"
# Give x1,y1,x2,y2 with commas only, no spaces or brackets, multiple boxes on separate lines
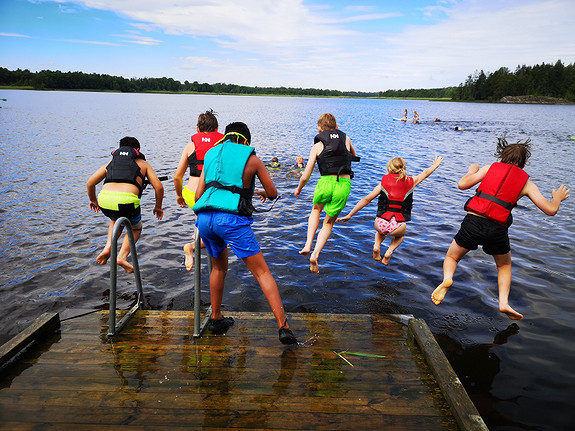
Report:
454,214,511,255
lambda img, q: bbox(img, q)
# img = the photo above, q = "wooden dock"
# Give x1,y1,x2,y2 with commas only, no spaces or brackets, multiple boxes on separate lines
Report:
0,310,487,430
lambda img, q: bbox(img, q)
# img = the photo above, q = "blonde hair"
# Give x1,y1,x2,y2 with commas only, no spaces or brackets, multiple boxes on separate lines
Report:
387,157,408,181
317,113,337,130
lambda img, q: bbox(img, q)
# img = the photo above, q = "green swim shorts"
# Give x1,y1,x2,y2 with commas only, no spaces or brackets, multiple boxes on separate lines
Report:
313,176,351,217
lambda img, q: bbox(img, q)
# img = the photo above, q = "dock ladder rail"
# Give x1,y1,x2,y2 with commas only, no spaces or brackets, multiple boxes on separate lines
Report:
107,217,145,337
193,227,212,338
107,219,212,338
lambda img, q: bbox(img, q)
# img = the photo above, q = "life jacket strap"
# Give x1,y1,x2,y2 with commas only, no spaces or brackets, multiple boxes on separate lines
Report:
475,190,515,210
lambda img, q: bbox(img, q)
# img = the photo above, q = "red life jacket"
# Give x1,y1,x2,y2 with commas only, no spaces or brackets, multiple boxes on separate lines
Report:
465,162,529,225
187,131,224,176
376,173,415,222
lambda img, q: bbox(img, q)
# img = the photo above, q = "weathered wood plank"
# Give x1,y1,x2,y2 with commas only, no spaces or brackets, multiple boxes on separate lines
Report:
409,318,487,431
0,312,60,368
0,311,465,430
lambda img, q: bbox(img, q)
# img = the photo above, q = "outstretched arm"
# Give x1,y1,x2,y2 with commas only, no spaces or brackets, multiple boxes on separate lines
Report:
521,181,570,216
337,184,380,223
254,156,278,201
174,143,193,208
294,145,319,198
86,165,107,212
144,163,164,220
458,164,491,190
412,155,443,186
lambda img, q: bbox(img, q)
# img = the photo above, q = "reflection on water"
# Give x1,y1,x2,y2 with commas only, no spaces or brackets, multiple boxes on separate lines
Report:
0,90,574,429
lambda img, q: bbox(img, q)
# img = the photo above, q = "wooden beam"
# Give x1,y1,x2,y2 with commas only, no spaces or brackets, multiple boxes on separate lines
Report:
0,312,60,368
408,318,488,431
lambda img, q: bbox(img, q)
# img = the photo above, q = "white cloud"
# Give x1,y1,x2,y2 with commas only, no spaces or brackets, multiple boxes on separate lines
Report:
0,33,32,38
47,0,575,91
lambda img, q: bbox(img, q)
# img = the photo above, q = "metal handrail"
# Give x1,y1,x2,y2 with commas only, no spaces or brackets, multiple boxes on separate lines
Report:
107,217,145,337
193,227,212,337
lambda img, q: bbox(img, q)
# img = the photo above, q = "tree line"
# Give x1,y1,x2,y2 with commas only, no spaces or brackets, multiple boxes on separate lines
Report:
0,67,346,97
452,60,575,102
1,60,574,101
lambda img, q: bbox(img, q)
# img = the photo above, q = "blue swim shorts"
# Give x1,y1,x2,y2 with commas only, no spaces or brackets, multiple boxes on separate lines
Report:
195,211,261,259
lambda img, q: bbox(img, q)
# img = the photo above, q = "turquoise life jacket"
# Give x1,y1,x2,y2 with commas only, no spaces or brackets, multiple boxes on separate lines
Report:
193,140,255,217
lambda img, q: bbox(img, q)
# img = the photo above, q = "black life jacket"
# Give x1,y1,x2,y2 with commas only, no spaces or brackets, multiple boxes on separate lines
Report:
315,130,360,180
104,146,146,196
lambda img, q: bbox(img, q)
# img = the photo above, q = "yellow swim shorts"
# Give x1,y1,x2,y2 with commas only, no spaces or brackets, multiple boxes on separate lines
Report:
183,185,196,210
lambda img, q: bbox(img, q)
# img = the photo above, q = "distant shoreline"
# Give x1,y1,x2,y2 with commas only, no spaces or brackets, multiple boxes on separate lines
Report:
1,86,573,105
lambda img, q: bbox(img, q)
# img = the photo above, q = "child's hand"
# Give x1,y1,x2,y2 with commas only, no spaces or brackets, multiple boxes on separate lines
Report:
254,190,268,202
89,201,100,212
552,184,570,202
433,155,444,167
153,207,164,220
467,164,480,174
336,215,351,223
177,196,187,208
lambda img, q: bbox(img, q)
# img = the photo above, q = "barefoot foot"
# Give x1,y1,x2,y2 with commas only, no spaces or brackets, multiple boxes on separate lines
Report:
184,243,195,271
96,248,111,265
117,257,134,274
299,247,311,256
500,304,524,320
381,252,392,266
309,256,319,274
431,280,453,305
373,249,382,262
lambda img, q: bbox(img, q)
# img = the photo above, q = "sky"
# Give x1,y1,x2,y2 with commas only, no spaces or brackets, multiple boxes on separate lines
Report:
1,0,574,92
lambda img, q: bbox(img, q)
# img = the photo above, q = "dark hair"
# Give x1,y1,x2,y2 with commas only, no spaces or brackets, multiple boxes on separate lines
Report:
224,122,251,145
119,136,141,149
494,133,531,168
197,109,219,132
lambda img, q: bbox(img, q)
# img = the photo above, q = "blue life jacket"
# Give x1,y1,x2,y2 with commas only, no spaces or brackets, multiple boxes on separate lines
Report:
193,140,255,217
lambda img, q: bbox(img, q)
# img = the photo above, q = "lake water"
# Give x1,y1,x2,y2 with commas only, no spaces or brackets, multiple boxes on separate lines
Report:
0,89,574,430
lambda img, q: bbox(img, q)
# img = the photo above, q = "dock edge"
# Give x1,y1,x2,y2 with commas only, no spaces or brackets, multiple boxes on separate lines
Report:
407,318,488,431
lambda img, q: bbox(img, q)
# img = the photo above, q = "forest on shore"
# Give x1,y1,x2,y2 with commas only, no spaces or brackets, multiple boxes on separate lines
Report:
1,60,574,103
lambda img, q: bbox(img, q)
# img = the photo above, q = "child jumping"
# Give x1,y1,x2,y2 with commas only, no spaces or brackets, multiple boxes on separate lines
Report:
431,135,570,320
294,113,359,273
173,109,224,271
193,122,297,344
337,155,443,265
87,137,164,273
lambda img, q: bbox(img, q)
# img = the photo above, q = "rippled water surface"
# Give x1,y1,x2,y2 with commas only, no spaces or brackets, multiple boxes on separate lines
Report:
1,90,574,430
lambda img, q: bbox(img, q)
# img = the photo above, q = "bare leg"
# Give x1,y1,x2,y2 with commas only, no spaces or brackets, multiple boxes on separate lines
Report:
243,252,289,329
373,220,386,261
96,221,115,265
117,228,141,273
184,242,194,271
493,252,523,320
300,204,323,255
309,214,337,274
209,249,229,320
381,224,406,265
432,240,469,305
